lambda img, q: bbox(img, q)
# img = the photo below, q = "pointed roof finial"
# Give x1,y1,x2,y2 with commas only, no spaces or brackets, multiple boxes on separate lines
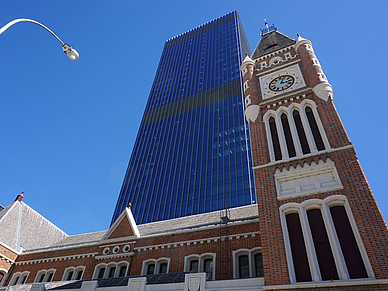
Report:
260,20,277,36
15,191,24,202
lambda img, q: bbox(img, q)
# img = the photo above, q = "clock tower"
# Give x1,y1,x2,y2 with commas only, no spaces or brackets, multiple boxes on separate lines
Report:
242,24,388,288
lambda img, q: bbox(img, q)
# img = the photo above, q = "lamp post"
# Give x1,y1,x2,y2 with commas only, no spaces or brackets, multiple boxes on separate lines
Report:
0,18,79,60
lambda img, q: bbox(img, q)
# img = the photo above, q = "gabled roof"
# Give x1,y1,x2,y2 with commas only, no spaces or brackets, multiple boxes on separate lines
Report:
102,207,140,241
0,200,67,252
251,30,296,59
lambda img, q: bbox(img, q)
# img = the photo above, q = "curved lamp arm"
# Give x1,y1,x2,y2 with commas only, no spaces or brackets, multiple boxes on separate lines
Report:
0,18,79,61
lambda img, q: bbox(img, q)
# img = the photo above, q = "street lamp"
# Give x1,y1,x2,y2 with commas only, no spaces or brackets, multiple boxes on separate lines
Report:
0,18,79,60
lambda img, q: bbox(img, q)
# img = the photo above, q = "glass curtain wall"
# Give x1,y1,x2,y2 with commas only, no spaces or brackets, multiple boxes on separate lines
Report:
112,11,255,225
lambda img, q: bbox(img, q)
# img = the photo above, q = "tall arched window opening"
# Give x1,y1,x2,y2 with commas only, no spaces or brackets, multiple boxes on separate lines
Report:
305,107,325,151
285,213,312,282
330,206,368,279
292,110,311,154
307,209,338,280
269,117,282,160
281,113,296,158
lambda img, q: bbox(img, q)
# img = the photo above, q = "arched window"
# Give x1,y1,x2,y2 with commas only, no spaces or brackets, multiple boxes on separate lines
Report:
307,209,338,280
233,248,263,279
269,117,282,161
141,258,170,275
285,212,312,282
305,107,325,151
9,271,29,286
62,266,85,281
93,262,129,279
281,113,296,158
330,205,368,279
292,110,310,154
184,253,215,281
264,100,329,162
238,254,250,278
34,269,55,283
280,196,373,283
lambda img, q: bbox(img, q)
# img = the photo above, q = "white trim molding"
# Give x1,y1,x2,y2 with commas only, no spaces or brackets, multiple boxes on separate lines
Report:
62,266,86,281
263,99,330,162
34,269,56,283
275,158,343,199
141,257,171,275
184,253,216,281
8,271,29,286
232,247,263,279
92,261,129,279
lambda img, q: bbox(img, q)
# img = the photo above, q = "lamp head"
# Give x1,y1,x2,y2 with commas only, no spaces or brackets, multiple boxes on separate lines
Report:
62,43,79,61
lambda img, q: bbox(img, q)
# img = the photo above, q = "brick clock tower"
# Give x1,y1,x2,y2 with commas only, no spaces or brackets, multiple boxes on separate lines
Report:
241,24,388,288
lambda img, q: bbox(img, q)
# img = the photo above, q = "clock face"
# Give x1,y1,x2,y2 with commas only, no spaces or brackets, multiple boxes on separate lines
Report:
269,75,295,92
259,64,306,100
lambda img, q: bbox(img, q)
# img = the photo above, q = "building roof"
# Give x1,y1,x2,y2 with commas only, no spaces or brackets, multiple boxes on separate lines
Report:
22,205,258,253
138,204,258,235
251,30,296,59
0,200,67,252
48,230,107,248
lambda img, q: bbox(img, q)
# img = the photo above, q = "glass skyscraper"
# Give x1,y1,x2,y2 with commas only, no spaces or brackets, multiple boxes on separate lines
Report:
111,11,255,225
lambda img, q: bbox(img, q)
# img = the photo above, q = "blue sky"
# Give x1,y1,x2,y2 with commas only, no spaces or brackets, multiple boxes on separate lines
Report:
0,1,387,235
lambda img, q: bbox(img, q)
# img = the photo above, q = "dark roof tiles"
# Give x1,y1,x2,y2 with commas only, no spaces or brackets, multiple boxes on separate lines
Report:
251,30,296,59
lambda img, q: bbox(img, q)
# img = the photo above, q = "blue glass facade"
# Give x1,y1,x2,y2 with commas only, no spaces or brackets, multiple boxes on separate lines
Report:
111,11,255,225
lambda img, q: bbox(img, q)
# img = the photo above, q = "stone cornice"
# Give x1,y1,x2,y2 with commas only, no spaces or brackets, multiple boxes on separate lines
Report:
15,252,98,265
95,252,135,260
253,145,355,170
134,230,260,252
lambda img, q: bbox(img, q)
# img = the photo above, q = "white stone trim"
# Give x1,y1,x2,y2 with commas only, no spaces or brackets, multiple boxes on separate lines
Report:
127,277,146,291
8,271,29,285
313,83,333,101
184,273,206,291
15,252,98,265
34,268,56,283
263,99,330,162
184,253,216,281
263,279,388,290
99,241,136,248
95,252,135,260
245,105,260,123
275,158,343,199
259,64,306,100
134,231,259,252
253,145,354,170
256,59,300,77
232,247,263,279
81,280,98,291
61,265,86,281
0,252,14,264
141,258,171,275
252,46,296,64
92,261,129,279
279,195,374,283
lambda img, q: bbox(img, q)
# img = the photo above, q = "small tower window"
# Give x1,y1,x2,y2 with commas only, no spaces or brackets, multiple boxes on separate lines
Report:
293,110,311,154
281,113,296,158
305,107,325,151
269,117,282,161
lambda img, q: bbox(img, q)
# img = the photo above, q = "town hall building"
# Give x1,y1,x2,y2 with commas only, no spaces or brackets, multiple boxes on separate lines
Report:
1,12,387,291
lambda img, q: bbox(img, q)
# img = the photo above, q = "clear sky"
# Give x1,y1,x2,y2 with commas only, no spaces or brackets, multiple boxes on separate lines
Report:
0,1,387,236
